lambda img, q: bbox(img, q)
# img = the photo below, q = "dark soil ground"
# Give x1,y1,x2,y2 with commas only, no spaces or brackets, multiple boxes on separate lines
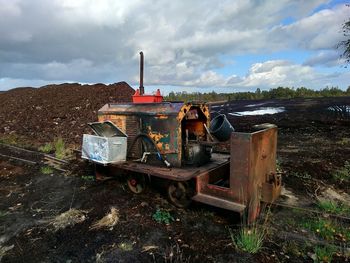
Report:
0,85,349,262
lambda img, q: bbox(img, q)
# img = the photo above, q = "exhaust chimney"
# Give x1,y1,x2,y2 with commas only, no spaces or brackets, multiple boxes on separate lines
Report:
139,51,144,95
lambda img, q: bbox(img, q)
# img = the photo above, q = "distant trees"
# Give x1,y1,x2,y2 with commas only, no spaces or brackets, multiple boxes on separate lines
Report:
164,86,350,102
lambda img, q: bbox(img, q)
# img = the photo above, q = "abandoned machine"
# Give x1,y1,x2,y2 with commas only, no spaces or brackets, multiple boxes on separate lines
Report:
82,52,281,222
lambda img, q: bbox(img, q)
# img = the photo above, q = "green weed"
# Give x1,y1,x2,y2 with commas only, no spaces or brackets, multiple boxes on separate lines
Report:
40,166,53,174
152,209,174,224
0,135,17,145
302,218,337,240
282,241,306,258
38,143,53,153
81,175,95,181
332,161,350,183
230,226,265,254
317,200,350,215
54,138,66,159
0,134,31,147
314,245,336,263
301,217,350,243
53,138,72,160
290,171,311,180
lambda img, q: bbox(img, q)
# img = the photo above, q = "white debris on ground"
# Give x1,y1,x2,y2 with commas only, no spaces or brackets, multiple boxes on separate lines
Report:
280,187,299,206
90,207,119,230
0,245,14,261
49,208,87,231
319,187,350,206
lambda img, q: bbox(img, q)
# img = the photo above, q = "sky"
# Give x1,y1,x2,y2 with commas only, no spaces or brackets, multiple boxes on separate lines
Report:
0,0,349,94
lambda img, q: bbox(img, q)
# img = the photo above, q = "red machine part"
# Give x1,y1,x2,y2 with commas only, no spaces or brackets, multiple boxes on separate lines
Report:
132,88,163,103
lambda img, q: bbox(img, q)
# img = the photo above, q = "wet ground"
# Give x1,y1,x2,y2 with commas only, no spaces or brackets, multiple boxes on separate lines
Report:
1,96,350,262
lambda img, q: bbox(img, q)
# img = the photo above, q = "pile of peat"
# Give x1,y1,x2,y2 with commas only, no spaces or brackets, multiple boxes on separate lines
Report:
0,82,134,145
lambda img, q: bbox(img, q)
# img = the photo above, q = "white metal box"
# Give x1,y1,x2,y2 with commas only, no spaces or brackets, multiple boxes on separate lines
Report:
81,121,127,164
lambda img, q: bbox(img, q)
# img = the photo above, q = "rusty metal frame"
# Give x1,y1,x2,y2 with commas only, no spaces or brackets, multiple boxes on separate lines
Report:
110,153,229,181
193,126,281,218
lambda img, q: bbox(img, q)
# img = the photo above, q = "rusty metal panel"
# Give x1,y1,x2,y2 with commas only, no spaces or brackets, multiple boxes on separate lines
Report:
98,114,127,133
125,115,141,159
192,127,279,219
99,102,184,116
98,101,210,168
230,127,278,206
141,114,181,167
113,153,229,181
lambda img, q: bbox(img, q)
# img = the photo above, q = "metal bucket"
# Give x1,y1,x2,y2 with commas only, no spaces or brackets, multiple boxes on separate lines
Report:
209,114,234,141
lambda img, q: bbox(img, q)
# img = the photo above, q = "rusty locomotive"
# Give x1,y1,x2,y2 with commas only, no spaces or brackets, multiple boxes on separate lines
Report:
82,52,281,222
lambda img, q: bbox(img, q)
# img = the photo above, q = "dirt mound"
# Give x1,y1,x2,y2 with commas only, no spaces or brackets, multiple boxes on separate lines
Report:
0,82,134,145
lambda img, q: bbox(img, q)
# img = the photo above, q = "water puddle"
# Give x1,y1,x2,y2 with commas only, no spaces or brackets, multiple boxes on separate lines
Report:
245,102,267,108
229,107,285,116
327,105,350,112
211,104,225,108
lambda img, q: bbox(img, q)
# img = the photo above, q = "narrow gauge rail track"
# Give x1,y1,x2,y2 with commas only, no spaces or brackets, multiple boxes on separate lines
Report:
0,143,349,222
0,143,68,172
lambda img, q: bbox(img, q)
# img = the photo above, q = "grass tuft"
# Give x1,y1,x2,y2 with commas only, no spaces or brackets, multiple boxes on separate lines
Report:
314,245,336,263
332,161,350,183
317,199,350,215
54,138,67,159
118,242,133,251
302,218,337,240
0,134,34,148
301,217,350,243
40,166,53,174
230,226,265,254
39,143,53,153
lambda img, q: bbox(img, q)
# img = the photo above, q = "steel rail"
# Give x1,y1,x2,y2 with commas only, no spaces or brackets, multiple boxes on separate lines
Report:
0,153,37,165
0,143,68,171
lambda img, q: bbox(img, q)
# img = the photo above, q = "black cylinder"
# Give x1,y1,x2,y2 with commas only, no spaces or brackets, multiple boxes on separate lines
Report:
209,114,234,141
139,51,144,95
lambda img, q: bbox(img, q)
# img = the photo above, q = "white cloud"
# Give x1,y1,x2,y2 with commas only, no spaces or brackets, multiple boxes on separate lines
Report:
184,70,226,87
0,0,348,91
270,5,348,50
303,50,345,67
0,0,22,17
240,60,317,87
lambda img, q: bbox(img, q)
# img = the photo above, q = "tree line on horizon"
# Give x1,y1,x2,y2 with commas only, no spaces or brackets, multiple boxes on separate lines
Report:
164,86,350,102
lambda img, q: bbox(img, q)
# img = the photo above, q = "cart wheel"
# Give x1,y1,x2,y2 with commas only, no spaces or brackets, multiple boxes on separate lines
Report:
167,181,193,208
127,173,147,194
